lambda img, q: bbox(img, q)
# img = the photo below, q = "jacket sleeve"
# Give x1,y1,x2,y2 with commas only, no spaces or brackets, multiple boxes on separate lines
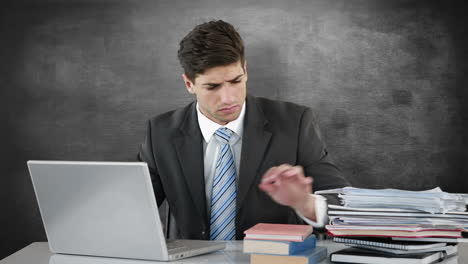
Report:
138,120,166,207
297,108,350,204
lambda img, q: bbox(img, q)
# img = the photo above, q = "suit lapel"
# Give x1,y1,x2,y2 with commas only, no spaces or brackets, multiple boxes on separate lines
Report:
238,96,272,209
174,103,208,222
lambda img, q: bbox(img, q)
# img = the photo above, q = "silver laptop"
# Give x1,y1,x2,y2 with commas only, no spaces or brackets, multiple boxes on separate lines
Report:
27,160,225,261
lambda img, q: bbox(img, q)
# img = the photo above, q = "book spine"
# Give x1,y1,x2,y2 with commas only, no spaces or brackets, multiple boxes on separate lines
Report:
290,236,317,255
250,247,327,264
244,235,304,242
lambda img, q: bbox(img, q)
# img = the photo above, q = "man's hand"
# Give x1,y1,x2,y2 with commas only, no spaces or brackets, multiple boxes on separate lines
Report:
258,164,317,221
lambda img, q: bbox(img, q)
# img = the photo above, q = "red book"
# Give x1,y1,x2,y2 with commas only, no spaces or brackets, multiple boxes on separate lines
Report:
244,223,313,242
325,225,462,238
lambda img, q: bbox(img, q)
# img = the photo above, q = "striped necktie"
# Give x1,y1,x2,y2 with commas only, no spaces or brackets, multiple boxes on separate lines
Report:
210,127,237,240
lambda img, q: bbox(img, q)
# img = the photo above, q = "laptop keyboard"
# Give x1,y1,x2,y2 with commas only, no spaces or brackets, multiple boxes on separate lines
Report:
167,240,189,252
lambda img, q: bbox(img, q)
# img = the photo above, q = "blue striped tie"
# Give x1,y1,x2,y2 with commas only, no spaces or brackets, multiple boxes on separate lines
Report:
210,127,237,240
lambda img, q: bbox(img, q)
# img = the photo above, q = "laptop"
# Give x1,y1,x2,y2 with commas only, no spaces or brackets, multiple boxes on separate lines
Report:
27,160,226,261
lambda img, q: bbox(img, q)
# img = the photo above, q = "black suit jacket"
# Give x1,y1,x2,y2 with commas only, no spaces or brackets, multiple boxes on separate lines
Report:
138,95,349,240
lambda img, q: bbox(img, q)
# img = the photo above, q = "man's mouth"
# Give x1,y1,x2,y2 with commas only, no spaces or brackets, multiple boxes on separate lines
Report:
218,105,239,114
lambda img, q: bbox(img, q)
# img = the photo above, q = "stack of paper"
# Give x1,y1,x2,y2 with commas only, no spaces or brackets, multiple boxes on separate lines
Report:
319,187,468,264
319,187,467,214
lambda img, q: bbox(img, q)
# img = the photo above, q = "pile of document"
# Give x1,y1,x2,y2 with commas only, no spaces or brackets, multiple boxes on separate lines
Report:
333,187,467,214
318,187,468,264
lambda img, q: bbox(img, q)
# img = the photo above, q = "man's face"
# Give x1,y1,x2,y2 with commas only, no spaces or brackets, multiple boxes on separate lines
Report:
183,61,247,125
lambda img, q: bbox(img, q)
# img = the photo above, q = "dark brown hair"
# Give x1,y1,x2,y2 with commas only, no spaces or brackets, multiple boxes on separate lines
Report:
177,20,245,82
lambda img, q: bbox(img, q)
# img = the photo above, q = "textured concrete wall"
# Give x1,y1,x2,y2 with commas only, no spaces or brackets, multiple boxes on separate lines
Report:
1,0,467,259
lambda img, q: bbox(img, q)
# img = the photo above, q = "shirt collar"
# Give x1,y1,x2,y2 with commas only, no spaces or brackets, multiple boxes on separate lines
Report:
196,101,246,143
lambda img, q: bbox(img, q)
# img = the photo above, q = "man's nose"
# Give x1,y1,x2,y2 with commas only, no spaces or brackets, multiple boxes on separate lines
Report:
219,84,235,104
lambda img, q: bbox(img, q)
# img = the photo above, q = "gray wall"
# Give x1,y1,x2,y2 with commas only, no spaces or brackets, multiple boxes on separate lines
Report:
1,0,467,259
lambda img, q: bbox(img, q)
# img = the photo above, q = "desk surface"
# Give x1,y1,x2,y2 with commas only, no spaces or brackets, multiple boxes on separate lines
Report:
1,240,464,264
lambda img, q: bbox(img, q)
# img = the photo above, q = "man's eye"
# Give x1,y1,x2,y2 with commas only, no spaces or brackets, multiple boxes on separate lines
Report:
231,80,241,84
207,85,219,90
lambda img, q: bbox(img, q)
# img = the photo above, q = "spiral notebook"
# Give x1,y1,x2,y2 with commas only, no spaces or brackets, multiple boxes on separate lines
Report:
333,237,447,250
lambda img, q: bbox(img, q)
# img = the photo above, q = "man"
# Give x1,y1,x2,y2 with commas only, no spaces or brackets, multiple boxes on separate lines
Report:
139,20,349,240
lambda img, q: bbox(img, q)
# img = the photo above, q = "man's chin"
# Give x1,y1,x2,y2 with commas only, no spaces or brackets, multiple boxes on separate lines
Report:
216,112,241,124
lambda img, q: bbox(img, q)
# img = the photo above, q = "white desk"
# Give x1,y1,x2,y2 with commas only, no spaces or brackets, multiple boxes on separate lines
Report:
1,240,464,264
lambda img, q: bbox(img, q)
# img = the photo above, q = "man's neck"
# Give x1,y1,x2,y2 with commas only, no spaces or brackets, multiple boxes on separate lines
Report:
196,102,246,143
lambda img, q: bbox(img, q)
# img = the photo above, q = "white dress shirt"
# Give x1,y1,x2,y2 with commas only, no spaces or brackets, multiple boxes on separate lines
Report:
196,101,327,228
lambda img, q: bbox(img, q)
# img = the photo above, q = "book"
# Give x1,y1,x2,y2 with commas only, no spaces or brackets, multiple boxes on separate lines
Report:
244,223,313,242
333,237,447,250
326,224,463,232
329,204,468,215
330,246,457,264
327,210,468,219
250,246,327,264
351,244,457,255
243,234,316,255
326,228,461,238
329,215,468,228
392,236,468,243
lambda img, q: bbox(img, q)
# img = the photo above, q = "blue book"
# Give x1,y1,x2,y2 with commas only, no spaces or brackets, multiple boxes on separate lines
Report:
250,246,327,264
244,234,317,255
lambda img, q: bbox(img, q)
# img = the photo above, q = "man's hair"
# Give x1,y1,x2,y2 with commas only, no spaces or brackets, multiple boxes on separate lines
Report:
177,20,245,82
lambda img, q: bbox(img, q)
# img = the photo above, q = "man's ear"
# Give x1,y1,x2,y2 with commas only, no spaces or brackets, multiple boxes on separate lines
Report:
243,60,248,80
182,74,195,94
